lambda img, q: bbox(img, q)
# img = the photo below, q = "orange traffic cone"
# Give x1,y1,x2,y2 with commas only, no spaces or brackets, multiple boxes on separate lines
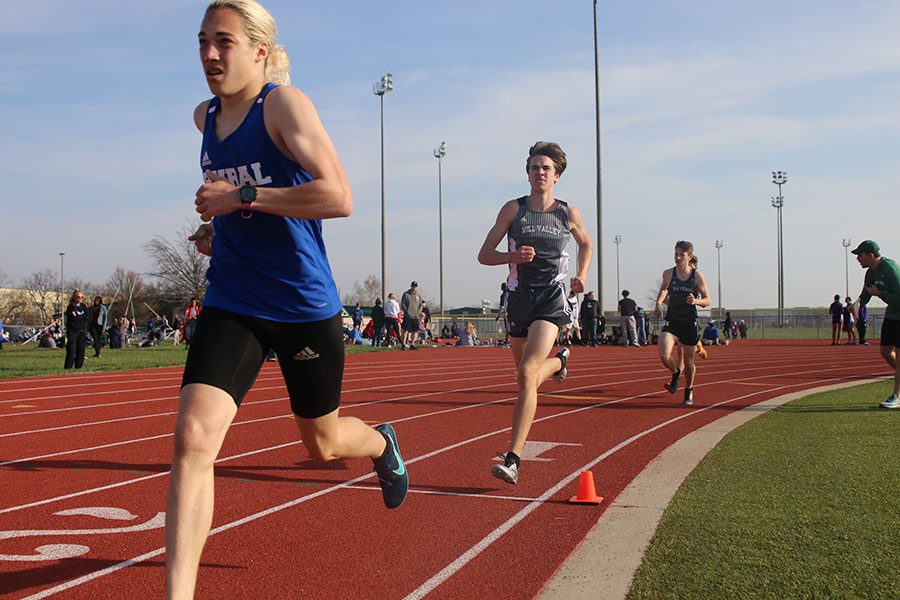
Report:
569,470,603,505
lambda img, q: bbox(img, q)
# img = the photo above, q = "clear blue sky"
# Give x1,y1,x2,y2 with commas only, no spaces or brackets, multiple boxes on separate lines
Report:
2,1,898,310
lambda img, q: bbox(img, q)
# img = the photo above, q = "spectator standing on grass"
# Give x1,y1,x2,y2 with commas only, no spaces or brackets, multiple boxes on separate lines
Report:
618,290,638,347
64,289,89,369
739,319,748,339
182,297,201,346
635,305,647,346
477,140,593,484
579,290,599,346
400,281,423,350
843,296,857,346
384,292,401,346
165,3,408,597
828,294,843,345
0,319,5,351
369,298,385,346
723,311,733,339
352,302,363,331
852,240,900,409
856,303,869,346
89,296,109,358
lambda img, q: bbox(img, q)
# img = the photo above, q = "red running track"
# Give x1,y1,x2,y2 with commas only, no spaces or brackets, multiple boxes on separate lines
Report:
0,340,888,599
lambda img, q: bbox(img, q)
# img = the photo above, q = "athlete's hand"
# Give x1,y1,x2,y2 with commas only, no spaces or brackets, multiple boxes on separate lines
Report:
188,223,215,257
686,293,696,305
570,276,585,294
510,245,536,264
865,284,880,297
195,171,239,222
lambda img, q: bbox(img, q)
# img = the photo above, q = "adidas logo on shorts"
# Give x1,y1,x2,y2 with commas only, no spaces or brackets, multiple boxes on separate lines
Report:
293,346,320,361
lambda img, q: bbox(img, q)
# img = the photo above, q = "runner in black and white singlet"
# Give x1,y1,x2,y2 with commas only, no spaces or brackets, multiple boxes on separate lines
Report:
654,240,712,406
478,141,593,484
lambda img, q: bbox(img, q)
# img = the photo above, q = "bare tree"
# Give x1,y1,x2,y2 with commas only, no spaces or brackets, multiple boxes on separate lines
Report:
143,221,210,301
341,275,382,306
104,266,149,320
20,269,62,323
0,269,10,288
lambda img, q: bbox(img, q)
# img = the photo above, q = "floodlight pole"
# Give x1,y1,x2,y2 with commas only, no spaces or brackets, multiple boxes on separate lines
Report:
593,0,604,310
771,171,787,320
614,234,622,296
842,238,851,298
59,252,65,328
434,141,447,315
715,240,724,314
373,73,394,303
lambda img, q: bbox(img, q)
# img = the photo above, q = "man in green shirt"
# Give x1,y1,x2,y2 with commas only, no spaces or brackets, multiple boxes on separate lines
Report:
853,240,900,409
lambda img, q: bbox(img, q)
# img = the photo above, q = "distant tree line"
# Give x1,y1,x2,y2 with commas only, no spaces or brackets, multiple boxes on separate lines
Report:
1,221,209,327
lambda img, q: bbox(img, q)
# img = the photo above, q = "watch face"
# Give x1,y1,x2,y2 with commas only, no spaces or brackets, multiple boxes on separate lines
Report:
239,185,256,202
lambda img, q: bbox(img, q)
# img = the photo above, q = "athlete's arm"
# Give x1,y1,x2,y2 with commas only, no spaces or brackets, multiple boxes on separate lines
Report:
567,206,593,294
477,200,535,266
689,271,713,308
654,269,672,317
868,260,900,307
193,86,352,222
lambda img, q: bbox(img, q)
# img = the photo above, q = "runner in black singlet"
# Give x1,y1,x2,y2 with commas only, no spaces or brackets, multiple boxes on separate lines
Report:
654,240,712,405
478,141,593,484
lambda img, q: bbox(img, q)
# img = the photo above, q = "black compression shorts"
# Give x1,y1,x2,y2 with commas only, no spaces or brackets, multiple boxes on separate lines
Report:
181,306,344,418
506,285,570,338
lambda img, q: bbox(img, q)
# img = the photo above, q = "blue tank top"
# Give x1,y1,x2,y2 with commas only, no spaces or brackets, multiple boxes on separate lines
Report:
199,83,342,322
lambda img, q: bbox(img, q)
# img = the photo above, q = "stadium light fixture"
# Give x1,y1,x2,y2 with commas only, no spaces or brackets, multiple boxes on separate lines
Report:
373,73,394,303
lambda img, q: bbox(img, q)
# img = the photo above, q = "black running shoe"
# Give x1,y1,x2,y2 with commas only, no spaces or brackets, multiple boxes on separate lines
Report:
371,423,408,509
665,369,681,394
491,453,519,484
554,347,570,383
683,388,694,406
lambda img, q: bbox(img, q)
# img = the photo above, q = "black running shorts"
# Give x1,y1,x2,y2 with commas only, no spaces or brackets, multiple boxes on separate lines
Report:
662,318,700,346
181,307,344,418
402,316,419,333
881,318,900,348
506,285,570,338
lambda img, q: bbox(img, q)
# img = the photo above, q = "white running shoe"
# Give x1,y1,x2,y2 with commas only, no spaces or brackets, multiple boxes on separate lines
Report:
879,395,900,409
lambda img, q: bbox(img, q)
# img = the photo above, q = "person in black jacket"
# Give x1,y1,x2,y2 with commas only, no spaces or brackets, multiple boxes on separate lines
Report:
64,289,89,369
580,291,600,346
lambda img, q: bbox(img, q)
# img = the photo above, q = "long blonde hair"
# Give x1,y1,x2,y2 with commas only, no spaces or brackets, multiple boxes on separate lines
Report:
206,0,291,85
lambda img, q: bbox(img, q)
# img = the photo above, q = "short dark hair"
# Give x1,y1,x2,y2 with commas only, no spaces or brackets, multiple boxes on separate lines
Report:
622,290,630,297
526,141,567,176
675,240,694,255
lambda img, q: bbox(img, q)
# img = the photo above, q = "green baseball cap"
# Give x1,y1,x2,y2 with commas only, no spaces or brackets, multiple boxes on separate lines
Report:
851,240,880,255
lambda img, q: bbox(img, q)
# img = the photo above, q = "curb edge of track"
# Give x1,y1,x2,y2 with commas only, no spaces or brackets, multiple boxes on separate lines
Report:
536,377,885,600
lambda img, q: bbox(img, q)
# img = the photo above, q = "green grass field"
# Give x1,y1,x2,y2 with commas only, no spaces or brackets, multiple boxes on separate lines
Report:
628,381,899,599
0,342,386,380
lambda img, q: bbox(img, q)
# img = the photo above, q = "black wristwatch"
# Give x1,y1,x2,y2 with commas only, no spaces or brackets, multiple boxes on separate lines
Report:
238,184,256,218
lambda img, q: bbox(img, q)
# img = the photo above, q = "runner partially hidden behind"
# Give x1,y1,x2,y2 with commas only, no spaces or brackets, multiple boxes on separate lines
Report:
166,2,408,598
654,240,712,406
478,141,593,484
